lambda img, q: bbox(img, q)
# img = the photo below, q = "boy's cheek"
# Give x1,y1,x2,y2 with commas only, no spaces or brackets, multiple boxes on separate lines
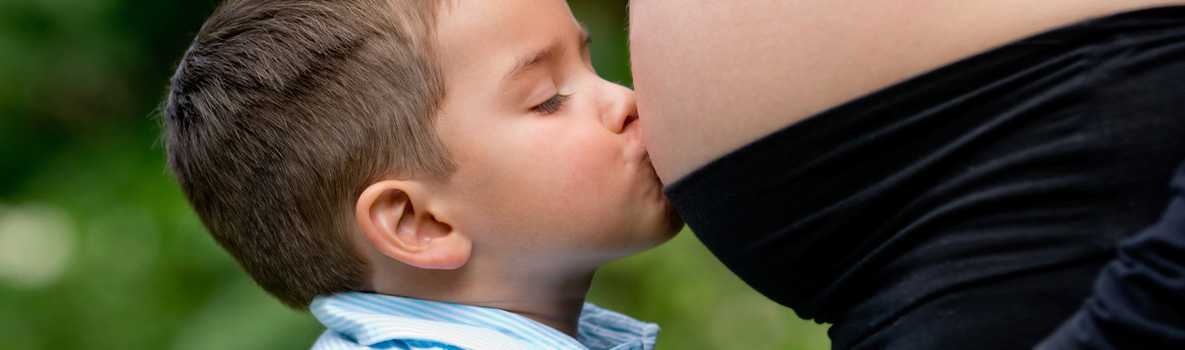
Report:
529,133,622,187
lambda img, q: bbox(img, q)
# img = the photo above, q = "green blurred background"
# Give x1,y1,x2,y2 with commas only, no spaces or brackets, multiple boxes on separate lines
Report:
0,0,829,348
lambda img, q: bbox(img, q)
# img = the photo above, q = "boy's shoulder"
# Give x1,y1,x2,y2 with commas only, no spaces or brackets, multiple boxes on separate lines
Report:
309,292,658,350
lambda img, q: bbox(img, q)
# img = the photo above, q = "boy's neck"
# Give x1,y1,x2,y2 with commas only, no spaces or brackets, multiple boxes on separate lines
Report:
475,277,592,336
372,261,598,337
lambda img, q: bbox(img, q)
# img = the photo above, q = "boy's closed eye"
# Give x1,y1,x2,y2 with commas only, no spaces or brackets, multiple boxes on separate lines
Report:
532,93,571,115
504,25,592,116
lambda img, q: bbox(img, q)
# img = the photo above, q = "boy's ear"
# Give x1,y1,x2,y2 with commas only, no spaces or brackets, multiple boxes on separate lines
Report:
355,180,471,270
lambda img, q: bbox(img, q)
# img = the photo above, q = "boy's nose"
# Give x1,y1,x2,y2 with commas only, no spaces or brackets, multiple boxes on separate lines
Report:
601,84,639,135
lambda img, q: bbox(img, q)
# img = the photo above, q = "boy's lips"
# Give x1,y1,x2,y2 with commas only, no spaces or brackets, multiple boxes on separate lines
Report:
622,118,649,164
625,140,654,174
638,152,665,191
623,118,665,191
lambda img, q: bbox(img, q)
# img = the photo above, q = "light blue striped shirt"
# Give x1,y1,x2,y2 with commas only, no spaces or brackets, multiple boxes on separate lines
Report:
310,292,659,350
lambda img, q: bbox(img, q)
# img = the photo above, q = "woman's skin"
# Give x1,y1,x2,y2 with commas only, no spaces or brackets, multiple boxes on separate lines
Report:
629,0,1185,185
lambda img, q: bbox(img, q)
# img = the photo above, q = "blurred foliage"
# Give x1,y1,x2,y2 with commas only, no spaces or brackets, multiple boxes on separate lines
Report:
0,0,828,349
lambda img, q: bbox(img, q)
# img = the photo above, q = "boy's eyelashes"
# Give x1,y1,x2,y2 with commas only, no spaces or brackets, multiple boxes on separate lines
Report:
531,93,571,115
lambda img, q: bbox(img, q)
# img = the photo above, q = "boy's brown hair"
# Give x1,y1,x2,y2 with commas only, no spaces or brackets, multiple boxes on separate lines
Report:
162,0,453,308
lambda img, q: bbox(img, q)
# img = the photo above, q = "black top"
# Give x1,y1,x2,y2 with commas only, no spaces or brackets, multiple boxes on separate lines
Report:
665,6,1185,349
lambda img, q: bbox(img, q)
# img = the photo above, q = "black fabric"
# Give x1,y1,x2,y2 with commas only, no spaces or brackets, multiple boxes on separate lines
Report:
1038,161,1185,349
664,6,1185,350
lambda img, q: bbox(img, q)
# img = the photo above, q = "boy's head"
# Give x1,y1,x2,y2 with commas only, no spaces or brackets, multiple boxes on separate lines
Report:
164,0,681,309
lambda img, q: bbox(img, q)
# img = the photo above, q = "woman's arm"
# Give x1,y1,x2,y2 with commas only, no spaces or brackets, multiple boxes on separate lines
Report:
1038,161,1185,349
628,0,1180,184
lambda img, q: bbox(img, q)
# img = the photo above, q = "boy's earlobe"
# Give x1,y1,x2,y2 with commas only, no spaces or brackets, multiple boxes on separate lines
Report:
355,180,472,270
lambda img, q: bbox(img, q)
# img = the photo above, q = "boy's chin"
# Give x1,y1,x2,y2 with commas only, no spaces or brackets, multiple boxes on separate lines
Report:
591,212,685,263
664,210,685,238
653,202,685,243
636,212,687,251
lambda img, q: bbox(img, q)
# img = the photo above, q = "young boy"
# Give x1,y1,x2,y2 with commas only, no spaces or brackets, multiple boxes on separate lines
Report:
162,0,683,349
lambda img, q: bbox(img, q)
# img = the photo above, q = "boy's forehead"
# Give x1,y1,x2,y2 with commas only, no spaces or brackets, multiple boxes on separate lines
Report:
434,0,582,76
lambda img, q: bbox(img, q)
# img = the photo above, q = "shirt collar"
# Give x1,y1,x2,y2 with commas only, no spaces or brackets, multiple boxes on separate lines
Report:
311,292,658,350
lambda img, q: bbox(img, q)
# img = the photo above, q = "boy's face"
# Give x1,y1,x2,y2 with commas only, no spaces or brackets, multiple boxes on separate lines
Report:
431,0,681,266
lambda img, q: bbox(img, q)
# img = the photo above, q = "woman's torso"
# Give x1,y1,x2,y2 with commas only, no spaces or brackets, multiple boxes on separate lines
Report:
631,1,1185,349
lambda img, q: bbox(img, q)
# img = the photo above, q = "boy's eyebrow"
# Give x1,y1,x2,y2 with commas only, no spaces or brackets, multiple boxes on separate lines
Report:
502,24,591,83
